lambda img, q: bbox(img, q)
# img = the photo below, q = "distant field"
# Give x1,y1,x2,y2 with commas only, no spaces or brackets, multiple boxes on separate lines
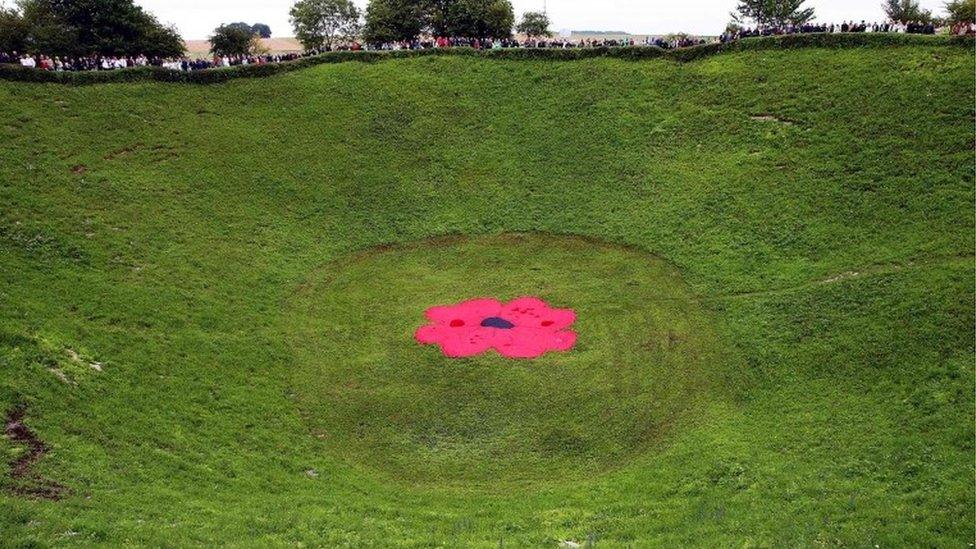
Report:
184,37,304,58
0,41,972,546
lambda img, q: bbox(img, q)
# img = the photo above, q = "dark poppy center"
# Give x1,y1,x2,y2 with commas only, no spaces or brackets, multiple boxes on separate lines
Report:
480,316,515,329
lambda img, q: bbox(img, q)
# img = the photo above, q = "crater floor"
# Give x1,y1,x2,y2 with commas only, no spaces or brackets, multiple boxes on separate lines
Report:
285,234,741,485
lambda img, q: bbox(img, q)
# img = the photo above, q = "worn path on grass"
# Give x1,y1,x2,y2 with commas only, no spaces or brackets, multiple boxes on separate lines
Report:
691,254,973,302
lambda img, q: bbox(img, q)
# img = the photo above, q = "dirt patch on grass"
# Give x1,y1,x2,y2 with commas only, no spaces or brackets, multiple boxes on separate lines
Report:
104,143,143,161
149,144,181,163
750,114,796,125
4,406,67,500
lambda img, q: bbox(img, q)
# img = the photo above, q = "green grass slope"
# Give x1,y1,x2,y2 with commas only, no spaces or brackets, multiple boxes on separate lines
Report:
0,44,973,546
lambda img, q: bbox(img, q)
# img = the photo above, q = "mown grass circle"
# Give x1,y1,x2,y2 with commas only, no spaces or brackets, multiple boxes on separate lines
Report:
285,234,739,485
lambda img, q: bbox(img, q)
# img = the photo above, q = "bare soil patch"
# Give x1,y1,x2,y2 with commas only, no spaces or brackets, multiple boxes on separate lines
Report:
750,114,796,125
4,406,66,500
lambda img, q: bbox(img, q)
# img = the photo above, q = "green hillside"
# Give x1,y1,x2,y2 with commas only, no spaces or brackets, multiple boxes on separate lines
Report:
0,42,973,546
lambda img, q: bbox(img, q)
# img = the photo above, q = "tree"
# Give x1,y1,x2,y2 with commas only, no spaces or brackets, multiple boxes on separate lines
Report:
14,0,75,55
361,0,512,42
290,0,361,50
731,0,815,28
226,21,272,38
724,21,744,35
0,5,28,53
226,21,253,33
482,0,514,37
444,0,513,38
882,0,934,23
942,0,974,23
209,23,259,56
516,10,551,38
425,0,452,35
13,0,183,57
251,22,272,38
137,20,184,57
363,0,424,44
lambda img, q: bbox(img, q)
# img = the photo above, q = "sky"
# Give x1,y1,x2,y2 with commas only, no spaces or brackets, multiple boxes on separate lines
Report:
12,0,954,39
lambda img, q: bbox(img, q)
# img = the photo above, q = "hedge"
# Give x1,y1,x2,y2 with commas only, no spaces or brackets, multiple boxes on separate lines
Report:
0,33,970,86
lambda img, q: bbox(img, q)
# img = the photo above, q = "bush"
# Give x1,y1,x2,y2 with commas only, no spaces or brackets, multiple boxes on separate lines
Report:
0,33,969,86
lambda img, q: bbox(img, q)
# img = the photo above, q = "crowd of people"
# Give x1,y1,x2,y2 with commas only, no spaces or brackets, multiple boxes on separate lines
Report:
1,19,967,73
159,51,318,71
0,49,330,72
722,20,939,41
0,52,152,70
366,35,709,51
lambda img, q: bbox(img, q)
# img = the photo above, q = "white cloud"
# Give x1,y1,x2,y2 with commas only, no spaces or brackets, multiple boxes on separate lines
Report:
128,0,949,39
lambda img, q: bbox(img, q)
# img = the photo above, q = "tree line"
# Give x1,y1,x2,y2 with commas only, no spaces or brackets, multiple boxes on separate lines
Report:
728,0,973,29
1,0,973,59
286,0,554,51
